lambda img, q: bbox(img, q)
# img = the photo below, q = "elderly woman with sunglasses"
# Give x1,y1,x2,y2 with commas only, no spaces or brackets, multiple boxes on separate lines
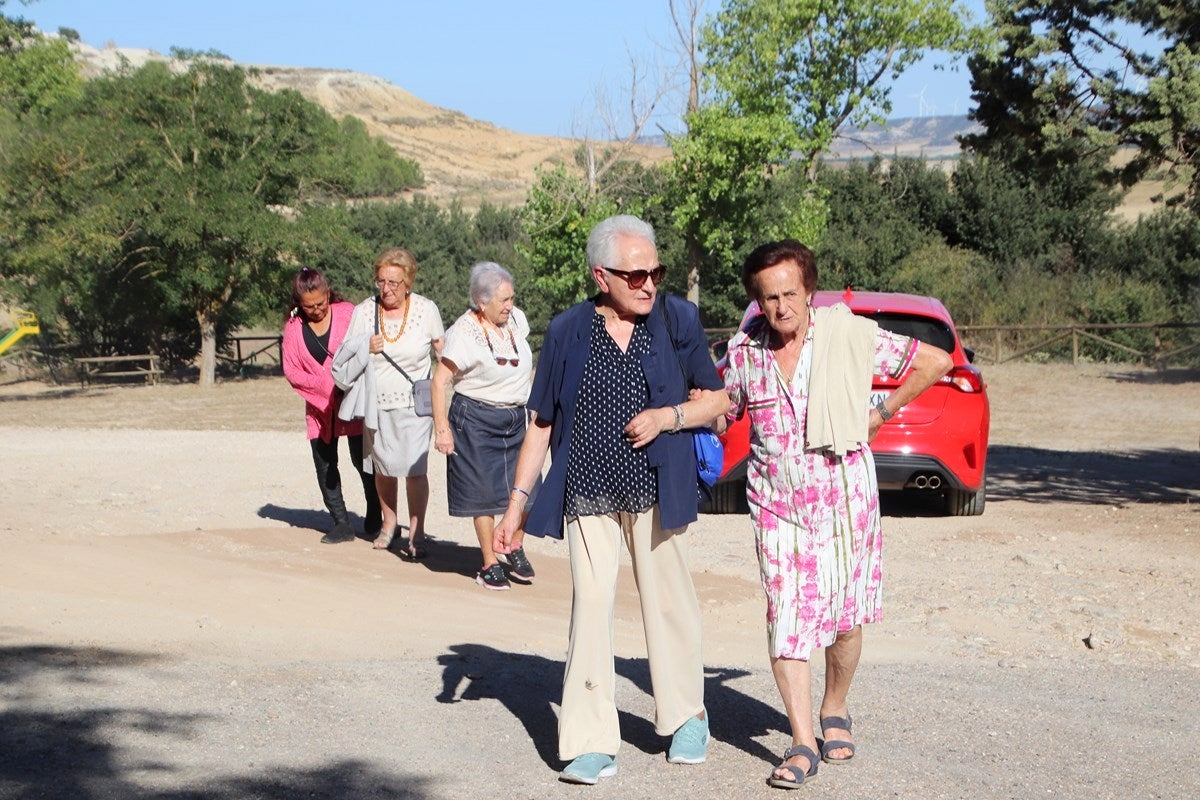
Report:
334,247,444,559
430,262,539,590
494,215,729,784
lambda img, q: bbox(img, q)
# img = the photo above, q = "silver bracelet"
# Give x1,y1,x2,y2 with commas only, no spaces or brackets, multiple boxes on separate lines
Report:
671,404,685,433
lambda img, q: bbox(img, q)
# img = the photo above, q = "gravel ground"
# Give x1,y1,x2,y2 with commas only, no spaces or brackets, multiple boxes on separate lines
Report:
1,363,1198,799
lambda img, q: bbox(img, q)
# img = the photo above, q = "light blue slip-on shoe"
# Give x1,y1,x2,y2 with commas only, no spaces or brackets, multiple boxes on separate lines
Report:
559,753,617,785
667,714,709,764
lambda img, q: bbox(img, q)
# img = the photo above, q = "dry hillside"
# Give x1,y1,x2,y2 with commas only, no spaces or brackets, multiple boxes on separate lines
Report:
66,41,1169,218
71,42,668,208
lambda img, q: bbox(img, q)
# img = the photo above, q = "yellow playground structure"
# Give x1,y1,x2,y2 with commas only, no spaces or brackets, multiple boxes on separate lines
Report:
0,311,39,356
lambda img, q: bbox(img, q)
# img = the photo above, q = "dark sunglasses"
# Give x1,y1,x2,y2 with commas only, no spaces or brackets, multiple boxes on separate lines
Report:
485,325,520,367
604,266,666,289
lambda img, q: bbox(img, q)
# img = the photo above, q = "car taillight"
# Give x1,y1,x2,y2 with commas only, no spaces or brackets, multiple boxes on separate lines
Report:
940,365,985,393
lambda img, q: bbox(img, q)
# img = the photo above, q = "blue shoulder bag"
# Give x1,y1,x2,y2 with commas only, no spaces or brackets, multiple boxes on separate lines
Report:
660,296,724,500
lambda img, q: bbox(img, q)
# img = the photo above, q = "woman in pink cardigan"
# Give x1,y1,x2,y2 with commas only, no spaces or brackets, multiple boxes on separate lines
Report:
283,267,381,543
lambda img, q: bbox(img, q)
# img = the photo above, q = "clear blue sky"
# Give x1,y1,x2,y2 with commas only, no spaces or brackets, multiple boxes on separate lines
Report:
15,0,985,137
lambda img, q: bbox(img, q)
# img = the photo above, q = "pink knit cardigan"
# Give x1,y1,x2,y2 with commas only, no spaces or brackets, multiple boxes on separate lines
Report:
282,300,364,442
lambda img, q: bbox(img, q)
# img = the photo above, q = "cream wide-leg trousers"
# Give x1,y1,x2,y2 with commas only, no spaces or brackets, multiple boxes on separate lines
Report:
558,507,705,760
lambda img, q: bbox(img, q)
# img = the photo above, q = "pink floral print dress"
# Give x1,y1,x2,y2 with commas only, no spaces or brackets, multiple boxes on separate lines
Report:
723,317,918,660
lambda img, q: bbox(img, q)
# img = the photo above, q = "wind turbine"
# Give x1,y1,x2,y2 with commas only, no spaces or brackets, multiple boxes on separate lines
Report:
910,85,929,118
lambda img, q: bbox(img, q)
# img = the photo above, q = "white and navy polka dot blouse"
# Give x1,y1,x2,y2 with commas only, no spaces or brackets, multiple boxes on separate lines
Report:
564,313,658,517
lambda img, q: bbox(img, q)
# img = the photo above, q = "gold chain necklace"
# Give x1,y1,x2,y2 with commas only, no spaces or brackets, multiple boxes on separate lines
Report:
380,294,410,343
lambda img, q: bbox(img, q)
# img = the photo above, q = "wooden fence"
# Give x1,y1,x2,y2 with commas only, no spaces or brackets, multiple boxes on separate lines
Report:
957,322,1200,367
227,321,1200,373
220,335,283,372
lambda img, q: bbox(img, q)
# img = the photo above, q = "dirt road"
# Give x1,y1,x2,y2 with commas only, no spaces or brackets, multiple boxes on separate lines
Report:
1,363,1197,798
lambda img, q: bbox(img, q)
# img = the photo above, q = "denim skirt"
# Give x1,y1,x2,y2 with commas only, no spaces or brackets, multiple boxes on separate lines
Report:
446,394,539,517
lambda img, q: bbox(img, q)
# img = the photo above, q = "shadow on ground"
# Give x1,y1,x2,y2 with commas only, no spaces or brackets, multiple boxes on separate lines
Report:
986,444,1199,504
1105,367,1200,386
257,503,484,578
0,644,432,799
878,443,1199,516
436,643,789,771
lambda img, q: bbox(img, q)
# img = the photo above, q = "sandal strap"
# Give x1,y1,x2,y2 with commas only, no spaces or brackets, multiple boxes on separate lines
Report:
781,743,819,770
820,714,852,733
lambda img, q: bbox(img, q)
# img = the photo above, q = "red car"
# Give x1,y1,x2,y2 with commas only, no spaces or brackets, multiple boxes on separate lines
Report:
707,289,990,516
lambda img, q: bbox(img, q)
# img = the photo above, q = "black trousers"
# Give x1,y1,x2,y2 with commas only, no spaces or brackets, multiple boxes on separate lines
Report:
310,433,380,530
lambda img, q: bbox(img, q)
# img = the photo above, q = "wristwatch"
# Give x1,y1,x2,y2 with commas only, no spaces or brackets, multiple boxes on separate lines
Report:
873,398,894,422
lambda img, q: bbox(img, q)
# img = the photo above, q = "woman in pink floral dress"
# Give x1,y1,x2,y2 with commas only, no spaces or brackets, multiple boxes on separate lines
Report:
720,240,951,790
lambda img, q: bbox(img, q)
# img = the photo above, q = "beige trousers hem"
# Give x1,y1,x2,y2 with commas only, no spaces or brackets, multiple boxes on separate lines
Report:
557,508,704,760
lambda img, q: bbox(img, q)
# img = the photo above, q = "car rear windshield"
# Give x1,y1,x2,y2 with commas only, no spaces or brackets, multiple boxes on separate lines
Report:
864,312,956,352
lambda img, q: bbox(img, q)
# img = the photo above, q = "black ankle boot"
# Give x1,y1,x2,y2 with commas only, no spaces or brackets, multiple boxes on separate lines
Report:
321,520,355,544
313,441,352,543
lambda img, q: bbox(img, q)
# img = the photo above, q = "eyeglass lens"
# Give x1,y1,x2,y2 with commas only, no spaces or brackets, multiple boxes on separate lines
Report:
606,266,665,289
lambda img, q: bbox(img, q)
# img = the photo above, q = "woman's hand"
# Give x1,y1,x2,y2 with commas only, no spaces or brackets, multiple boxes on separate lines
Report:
368,333,385,354
493,506,521,555
624,407,673,449
867,408,886,443
434,428,455,455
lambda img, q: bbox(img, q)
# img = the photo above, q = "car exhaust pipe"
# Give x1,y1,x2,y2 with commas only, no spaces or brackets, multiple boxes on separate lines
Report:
911,473,943,490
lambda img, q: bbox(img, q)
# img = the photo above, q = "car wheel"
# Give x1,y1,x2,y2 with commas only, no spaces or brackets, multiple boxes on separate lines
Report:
944,475,986,516
701,477,749,514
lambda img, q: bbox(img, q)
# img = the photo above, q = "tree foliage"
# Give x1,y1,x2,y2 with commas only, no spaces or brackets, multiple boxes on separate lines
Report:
517,164,620,321
816,158,945,291
1,60,361,384
702,0,980,181
669,0,979,321
0,6,81,117
328,115,424,198
964,0,1200,211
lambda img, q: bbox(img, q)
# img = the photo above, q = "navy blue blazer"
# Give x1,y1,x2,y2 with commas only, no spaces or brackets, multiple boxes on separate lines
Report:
524,294,723,539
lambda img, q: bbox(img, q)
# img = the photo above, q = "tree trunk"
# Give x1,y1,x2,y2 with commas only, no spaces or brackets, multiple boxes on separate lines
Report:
198,313,217,388
686,234,702,307
585,142,596,197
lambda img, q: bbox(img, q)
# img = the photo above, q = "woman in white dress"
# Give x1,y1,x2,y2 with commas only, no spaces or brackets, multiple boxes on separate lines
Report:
337,247,444,558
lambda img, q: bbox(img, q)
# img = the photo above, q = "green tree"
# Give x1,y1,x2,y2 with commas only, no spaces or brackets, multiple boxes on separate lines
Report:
702,0,979,182
329,115,424,198
1,60,353,385
669,0,980,316
0,5,81,116
964,0,1200,212
518,164,620,318
948,153,1119,270
816,158,942,291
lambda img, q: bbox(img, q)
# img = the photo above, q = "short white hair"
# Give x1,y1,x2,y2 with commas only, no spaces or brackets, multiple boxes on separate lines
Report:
586,214,656,271
468,262,513,310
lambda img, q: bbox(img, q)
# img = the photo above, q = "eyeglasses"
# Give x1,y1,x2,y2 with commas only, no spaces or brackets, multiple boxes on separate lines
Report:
300,298,329,312
604,266,666,289
375,278,405,291
484,324,520,367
